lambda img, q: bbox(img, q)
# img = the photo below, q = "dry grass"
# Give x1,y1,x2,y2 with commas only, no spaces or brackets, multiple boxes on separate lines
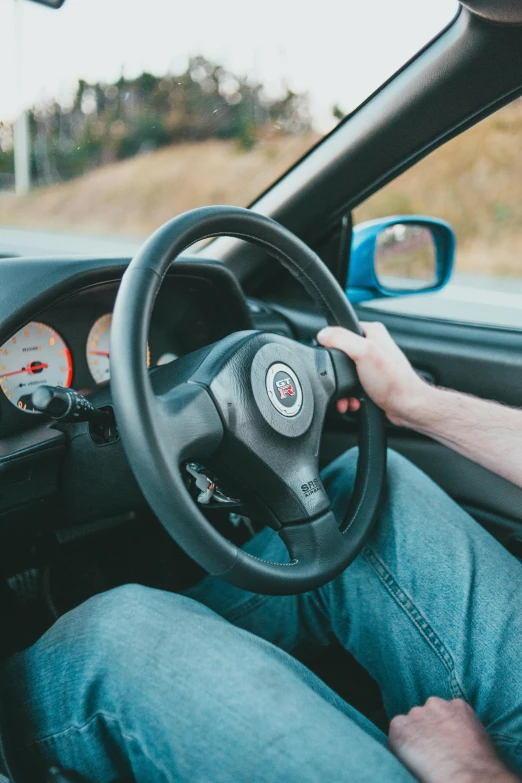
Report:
0,133,319,238
3,102,522,277
354,100,522,277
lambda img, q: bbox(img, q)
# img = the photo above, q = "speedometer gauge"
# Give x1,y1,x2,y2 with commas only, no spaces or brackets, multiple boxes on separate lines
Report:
0,322,73,412
87,313,150,384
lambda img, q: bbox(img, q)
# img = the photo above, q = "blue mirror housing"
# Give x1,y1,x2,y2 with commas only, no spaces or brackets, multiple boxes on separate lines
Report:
347,215,455,304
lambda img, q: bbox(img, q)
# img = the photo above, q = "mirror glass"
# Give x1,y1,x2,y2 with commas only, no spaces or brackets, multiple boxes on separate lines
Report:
375,223,438,291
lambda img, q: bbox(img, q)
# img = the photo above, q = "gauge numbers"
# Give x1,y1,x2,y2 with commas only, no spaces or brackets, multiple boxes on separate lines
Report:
86,313,112,384
0,322,73,412
87,313,150,384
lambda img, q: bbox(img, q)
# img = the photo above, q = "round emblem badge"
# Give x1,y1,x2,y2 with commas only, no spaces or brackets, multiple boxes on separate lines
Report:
265,362,303,417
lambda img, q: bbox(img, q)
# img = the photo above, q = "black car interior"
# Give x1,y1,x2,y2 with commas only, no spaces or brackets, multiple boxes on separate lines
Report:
3,1,522,780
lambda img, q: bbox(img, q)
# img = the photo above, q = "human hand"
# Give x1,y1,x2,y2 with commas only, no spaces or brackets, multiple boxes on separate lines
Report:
317,321,428,426
388,697,519,783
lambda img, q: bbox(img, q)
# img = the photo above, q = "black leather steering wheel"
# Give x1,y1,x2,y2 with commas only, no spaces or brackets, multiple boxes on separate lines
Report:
111,206,386,595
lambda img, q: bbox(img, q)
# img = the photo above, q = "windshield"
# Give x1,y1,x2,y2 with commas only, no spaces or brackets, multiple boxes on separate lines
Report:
0,0,457,246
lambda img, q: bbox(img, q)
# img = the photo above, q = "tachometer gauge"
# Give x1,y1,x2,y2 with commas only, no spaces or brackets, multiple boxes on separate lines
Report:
0,322,73,412
86,313,150,384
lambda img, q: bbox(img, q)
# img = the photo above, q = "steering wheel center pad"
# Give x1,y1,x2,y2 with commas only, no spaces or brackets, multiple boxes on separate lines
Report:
187,331,330,527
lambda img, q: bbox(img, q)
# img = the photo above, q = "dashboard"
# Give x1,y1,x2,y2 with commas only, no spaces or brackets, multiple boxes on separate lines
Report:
0,261,254,437
0,254,296,532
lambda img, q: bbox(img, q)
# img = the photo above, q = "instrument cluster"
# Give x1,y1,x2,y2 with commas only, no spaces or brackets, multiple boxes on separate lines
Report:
0,314,160,413
0,322,73,412
0,266,252,430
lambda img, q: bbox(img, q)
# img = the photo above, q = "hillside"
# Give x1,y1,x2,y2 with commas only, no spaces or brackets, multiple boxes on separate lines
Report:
2,100,522,277
355,101,522,276
0,133,319,239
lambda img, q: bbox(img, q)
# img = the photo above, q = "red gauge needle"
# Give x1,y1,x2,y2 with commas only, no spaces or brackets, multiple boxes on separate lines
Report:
88,351,110,357
1,362,49,378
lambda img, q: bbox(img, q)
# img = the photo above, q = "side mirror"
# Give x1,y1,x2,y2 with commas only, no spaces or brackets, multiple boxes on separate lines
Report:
347,216,455,304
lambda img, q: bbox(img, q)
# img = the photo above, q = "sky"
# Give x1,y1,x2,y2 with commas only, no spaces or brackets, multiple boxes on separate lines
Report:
1,0,458,131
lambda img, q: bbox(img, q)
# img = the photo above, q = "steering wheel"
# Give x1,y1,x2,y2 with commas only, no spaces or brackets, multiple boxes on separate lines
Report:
111,206,386,595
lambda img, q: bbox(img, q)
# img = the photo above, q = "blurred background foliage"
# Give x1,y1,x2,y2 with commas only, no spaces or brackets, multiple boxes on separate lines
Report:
0,55,311,187
2,59,522,280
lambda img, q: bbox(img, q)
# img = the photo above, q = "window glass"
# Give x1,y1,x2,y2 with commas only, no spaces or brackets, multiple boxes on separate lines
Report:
354,99,522,328
0,0,456,248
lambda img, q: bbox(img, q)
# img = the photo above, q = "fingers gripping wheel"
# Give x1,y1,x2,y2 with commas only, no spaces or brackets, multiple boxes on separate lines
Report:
111,206,387,595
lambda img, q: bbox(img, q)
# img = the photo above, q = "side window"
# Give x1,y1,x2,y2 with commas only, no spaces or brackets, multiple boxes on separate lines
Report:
352,99,522,328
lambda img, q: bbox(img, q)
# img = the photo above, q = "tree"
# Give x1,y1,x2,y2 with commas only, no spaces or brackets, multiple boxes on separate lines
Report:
1,56,312,188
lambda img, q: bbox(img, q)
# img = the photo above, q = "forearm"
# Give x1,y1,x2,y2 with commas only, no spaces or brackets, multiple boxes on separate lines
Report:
396,384,522,489
316,322,522,490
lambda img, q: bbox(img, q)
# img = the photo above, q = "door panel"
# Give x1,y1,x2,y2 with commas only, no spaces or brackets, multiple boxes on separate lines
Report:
355,308,522,408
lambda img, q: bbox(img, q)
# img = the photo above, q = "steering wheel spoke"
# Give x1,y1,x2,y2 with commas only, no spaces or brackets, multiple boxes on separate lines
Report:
157,382,224,462
280,510,349,568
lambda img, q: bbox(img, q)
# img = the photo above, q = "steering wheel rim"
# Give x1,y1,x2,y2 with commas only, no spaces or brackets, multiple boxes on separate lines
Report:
111,205,387,595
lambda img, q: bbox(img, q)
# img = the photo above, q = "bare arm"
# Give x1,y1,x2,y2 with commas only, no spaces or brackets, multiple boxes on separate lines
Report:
317,323,522,490
397,385,522,488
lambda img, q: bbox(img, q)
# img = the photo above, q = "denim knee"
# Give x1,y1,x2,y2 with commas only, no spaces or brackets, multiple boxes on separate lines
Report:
322,446,448,534
321,447,358,506
68,583,212,657
323,446,418,493
50,585,214,683
32,585,228,725
382,448,457,521
66,583,172,649
385,448,428,487
368,447,484,554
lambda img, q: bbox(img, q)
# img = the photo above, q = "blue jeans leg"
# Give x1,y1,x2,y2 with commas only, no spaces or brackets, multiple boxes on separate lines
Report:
189,448,522,772
4,446,522,779
1,585,413,782
320,448,522,770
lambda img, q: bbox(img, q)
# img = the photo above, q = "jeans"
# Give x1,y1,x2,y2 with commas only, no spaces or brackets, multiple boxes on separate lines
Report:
2,449,522,782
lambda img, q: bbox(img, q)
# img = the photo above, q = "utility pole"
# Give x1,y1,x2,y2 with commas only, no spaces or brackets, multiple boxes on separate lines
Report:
13,0,30,194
